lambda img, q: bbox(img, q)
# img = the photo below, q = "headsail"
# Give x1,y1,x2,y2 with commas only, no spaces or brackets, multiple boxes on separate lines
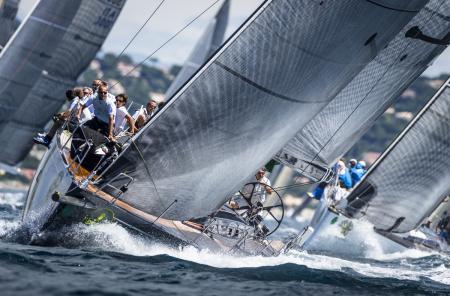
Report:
0,0,126,165
276,0,450,176
0,0,19,49
344,77,450,233
164,0,230,100
99,0,428,220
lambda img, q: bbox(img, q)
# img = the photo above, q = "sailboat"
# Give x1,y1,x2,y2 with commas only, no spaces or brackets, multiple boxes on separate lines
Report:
0,0,19,50
0,0,126,167
295,76,450,253
277,0,450,252
22,0,430,255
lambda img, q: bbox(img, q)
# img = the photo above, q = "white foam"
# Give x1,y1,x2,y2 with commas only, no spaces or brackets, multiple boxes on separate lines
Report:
0,192,25,210
68,221,450,286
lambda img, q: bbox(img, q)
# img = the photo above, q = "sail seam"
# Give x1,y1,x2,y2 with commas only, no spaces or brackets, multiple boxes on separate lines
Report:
28,16,68,32
365,0,423,13
214,61,330,104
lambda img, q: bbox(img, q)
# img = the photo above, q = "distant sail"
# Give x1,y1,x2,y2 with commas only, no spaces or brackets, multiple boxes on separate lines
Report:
100,0,428,220
0,0,126,165
0,0,82,132
277,0,450,176
164,0,229,100
0,0,19,48
345,77,450,234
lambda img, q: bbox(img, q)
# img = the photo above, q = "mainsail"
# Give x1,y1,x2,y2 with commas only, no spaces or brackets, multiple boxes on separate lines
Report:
164,0,229,100
0,0,126,165
276,0,450,176
99,0,428,220
0,0,19,49
344,77,450,234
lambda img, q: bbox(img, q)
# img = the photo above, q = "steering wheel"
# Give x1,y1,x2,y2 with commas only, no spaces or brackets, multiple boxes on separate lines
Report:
235,182,284,237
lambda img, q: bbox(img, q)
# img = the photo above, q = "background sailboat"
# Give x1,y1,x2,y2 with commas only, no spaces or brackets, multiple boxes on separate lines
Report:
0,0,126,166
164,0,229,100
345,76,450,234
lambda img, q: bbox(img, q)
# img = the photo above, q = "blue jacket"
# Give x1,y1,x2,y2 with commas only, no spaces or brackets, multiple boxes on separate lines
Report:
350,164,366,185
339,169,353,189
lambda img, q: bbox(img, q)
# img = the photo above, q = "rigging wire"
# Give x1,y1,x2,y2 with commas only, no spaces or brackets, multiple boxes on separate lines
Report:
111,0,221,89
116,0,166,61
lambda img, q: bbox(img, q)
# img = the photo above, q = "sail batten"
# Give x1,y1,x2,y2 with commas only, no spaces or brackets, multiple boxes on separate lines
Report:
98,0,428,220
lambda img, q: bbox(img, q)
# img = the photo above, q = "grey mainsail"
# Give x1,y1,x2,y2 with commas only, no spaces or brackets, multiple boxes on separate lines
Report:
0,0,82,132
344,77,450,234
0,0,19,49
0,0,126,165
164,0,229,100
276,0,450,176
99,0,428,220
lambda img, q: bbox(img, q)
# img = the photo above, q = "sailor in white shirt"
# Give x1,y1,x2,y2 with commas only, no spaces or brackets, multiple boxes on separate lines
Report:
114,94,136,135
135,99,158,129
230,168,273,209
78,85,116,140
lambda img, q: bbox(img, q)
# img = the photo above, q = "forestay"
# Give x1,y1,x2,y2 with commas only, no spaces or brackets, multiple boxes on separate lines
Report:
100,0,428,220
0,0,19,48
277,0,450,173
0,0,126,165
164,0,229,100
345,77,450,233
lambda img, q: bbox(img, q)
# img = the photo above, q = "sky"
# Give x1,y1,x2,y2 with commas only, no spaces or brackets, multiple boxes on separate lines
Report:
18,0,449,76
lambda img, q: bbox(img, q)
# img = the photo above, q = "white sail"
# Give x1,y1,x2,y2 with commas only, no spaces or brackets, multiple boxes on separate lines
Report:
0,0,82,133
276,0,450,175
164,0,229,100
0,0,126,165
345,77,450,233
98,0,428,220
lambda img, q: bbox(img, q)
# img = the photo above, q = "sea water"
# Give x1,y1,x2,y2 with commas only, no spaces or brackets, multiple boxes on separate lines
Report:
0,190,449,296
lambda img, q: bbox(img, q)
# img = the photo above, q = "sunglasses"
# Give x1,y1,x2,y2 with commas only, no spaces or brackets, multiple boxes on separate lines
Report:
99,91,108,95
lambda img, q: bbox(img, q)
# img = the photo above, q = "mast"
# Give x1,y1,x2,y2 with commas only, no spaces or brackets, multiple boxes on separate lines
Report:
97,0,429,220
345,76,450,233
0,0,127,165
164,0,230,100
276,0,450,176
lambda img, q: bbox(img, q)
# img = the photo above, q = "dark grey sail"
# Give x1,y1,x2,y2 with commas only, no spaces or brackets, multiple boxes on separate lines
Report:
0,0,126,165
0,0,82,135
276,0,450,176
0,0,19,49
99,0,428,220
344,77,450,234
164,0,229,100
